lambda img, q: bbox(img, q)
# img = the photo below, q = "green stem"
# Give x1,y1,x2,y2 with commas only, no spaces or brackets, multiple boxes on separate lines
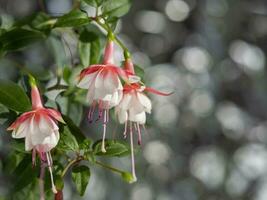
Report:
93,18,130,59
95,160,124,174
61,156,83,178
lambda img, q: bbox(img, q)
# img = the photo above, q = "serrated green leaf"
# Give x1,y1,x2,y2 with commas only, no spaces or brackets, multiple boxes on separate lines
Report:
55,9,90,27
102,0,132,18
93,140,131,157
0,80,31,112
71,165,90,196
78,30,100,66
0,28,45,52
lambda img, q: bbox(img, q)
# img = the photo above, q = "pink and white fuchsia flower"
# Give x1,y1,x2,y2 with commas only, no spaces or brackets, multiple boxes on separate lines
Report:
77,39,128,153
7,77,64,194
115,58,171,182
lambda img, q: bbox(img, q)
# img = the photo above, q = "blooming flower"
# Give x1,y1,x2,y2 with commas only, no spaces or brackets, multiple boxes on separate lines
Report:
115,58,171,182
7,76,64,194
77,39,128,152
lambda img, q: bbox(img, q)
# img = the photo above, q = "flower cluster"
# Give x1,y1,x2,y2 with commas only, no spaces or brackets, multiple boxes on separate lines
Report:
7,36,170,195
76,38,170,182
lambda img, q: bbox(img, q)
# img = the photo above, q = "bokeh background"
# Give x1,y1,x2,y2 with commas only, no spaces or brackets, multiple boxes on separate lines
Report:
1,0,267,199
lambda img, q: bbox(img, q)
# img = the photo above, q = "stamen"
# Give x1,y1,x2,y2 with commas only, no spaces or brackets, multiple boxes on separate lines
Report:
96,101,103,122
129,122,137,182
88,101,97,123
123,120,128,139
101,110,107,153
46,152,57,194
137,123,142,145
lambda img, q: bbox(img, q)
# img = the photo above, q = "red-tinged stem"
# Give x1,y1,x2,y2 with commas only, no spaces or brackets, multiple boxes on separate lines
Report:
39,163,45,200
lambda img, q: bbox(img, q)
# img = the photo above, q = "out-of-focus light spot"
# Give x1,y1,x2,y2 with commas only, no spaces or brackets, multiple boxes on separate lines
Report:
234,144,267,180
135,11,166,33
47,0,72,16
225,169,248,197
181,47,211,73
249,124,267,142
165,0,190,22
141,35,166,56
189,90,214,116
219,59,241,82
148,165,171,182
84,172,107,200
131,184,153,200
8,0,34,17
216,102,245,139
254,177,267,200
146,64,177,96
132,52,151,67
144,141,171,165
205,0,228,17
229,40,265,74
154,103,179,126
190,147,225,189
156,193,172,200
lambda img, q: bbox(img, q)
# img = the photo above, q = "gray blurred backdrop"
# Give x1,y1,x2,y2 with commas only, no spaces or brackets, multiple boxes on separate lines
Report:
1,0,267,200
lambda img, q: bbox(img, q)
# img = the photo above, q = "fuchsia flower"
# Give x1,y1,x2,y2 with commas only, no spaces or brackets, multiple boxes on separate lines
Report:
7,76,64,194
115,58,171,182
77,39,128,153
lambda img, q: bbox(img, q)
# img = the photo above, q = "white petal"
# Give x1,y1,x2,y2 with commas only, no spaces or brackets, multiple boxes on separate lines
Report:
129,111,146,124
137,92,152,113
120,93,132,110
104,70,118,93
129,94,144,114
12,120,29,138
95,70,105,89
77,72,98,89
25,133,34,151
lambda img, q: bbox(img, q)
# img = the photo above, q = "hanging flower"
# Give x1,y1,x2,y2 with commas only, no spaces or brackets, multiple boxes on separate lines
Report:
7,76,64,194
115,58,171,182
77,38,128,153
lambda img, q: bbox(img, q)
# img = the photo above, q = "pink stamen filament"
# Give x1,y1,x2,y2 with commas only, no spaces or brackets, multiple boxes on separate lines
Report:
101,109,107,153
46,152,57,194
129,122,137,182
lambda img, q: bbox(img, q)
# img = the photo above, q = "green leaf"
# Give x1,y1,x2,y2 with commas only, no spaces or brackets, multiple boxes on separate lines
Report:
62,115,87,144
58,126,79,151
0,28,45,52
0,80,31,112
78,30,100,66
71,165,90,196
83,0,104,7
102,0,132,18
93,140,131,157
134,65,145,81
55,9,91,27
12,155,38,192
